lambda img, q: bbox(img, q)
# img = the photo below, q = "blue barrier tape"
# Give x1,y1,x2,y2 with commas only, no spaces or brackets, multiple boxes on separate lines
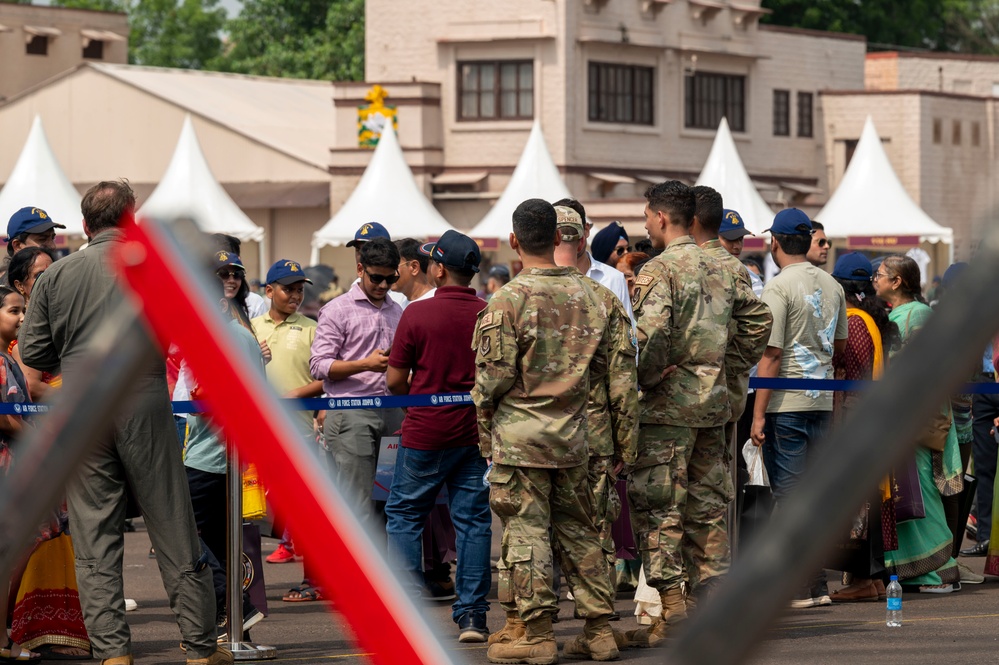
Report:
2,380,997,416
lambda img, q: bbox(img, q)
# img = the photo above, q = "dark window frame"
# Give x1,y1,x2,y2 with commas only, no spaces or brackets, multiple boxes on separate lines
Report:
773,89,790,137
684,71,746,132
457,60,534,122
587,61,655,126
25,35,49,56
82,39,104,60
797,91,814,138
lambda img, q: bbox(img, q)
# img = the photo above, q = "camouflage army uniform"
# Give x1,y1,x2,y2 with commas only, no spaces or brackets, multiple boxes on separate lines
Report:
630,235,771,593
576,275,638,574
472,266,626,624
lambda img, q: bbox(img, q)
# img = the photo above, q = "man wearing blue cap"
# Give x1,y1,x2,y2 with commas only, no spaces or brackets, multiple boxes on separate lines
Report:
384,230,493,643
346,222,408,308
718,208,764,295
749,207,848,609
6,206,64,257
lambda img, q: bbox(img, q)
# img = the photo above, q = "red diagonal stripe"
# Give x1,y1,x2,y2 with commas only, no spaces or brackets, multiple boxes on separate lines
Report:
111,218,454,665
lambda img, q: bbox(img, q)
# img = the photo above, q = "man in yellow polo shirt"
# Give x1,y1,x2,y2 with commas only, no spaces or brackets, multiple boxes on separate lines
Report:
252,259,324,573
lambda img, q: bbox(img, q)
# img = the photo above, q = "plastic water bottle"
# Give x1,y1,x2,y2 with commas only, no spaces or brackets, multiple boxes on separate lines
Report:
483,461,492,487
886,575,902,627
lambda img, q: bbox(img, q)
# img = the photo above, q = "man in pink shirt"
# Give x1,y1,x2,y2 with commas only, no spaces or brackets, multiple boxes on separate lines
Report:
310,237,404,524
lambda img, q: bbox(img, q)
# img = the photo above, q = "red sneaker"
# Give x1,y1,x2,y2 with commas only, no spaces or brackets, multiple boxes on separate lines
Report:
266,544,297,564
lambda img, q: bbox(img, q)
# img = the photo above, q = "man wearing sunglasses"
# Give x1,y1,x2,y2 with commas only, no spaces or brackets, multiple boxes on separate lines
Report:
310,237,404,525
807,220,831,267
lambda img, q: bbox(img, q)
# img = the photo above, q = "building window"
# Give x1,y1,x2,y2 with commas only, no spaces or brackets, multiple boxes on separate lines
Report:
587,62,655,125
458,61,533,121
952,120,962,145
973,121,981,147
82,39,104,60
773,89,789,136
26,35,48,56
933,118,942,144
797,92,813,138
684,72,745,132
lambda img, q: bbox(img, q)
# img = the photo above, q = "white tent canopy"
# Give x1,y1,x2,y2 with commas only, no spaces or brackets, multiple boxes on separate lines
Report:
817,116,953,245
311,123,456,262
694,117,775,234
0,115,84,236
140,115,264,243
468,120,571,241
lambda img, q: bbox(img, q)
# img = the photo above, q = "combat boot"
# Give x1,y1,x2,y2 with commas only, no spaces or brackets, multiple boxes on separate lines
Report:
625,587,687,648
101,657,133,665
186,646,234,665
488,610,527,645
563,617,620,661
486,615,557,665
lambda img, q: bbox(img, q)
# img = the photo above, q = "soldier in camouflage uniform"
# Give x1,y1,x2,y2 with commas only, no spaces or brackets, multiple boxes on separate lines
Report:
627,181,772,648
472,198,627,664
552,206,639,655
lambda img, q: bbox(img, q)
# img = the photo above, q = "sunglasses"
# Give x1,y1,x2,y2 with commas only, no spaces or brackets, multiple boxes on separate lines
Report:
816,239,832,248
365,270,400,285
217,269,245,280
614,245,633,257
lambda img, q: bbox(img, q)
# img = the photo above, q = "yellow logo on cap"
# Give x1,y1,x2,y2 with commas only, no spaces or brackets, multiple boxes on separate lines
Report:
31,208,48,219
726,211,742,226
285,261,300,272
216,251,229,262
360,224,372,236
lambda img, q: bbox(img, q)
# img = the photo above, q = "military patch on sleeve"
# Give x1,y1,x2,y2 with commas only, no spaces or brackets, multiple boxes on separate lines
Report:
635,274,654,287
478,311,502,331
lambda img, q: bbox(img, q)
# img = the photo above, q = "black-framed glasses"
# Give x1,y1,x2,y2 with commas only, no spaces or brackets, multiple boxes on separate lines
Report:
365,270,400,285
217,269,245,280
614,245,632,257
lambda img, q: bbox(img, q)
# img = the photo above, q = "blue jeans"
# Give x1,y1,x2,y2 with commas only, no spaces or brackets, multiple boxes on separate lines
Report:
385,445,492,622
763,411,831,502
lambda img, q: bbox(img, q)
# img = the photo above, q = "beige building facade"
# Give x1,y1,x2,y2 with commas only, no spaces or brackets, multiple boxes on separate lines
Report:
0,4,127,104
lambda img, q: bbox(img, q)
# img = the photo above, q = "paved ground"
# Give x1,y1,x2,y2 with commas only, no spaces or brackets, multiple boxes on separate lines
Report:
117,519,999,664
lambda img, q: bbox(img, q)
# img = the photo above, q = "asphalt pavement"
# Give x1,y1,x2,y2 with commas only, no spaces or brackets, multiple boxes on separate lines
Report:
117,518,999,664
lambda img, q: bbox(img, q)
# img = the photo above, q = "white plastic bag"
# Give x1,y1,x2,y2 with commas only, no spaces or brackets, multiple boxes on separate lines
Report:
742,439,770,488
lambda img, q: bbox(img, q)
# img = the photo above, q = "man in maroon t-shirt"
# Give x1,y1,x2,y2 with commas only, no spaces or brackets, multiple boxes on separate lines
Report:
385,230,492,644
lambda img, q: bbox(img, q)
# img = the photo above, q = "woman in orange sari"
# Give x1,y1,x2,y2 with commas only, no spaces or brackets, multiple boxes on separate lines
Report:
7,247,91,660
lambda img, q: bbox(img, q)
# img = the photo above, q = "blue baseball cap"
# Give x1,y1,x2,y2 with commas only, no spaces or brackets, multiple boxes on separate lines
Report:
266,259,313,286
7,206,65,241
213,250,244,270
345,222,391,248
419,230,481,273
719,209,752,240
941,262,968,287
832,252,873,281
766,208,813,236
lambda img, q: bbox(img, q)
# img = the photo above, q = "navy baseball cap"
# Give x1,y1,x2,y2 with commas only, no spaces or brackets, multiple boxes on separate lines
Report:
489,265,511,279
266,259,313,286
766,208,813,236
213,250,244,270
941,262,968,287
419,230,481,273
719,209,752,240
832,252,873,281
6,206,65,241
345,222,391,248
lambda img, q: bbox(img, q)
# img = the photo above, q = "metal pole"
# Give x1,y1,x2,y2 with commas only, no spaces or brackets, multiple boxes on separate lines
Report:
225,442,276,661
669,230,999,665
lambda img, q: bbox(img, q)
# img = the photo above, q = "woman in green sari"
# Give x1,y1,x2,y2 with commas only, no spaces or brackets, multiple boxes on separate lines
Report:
875,256,961,592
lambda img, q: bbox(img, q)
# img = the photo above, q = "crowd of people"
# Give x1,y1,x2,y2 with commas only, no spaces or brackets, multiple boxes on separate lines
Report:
0,176,994,665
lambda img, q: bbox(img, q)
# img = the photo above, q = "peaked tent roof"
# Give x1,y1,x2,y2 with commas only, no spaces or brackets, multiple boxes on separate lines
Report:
310,123,456,259
694,117,775,234
468,121,571,241
140,115,264,242
0,115,83,236
817,116,952,244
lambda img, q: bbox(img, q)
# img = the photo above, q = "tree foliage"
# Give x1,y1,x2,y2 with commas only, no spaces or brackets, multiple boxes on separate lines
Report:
209,0,364,81
761,0,994,53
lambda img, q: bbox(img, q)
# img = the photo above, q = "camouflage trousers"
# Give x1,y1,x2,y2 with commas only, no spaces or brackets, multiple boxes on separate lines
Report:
490,463,616,623
628,424,733,593
589,455,622,571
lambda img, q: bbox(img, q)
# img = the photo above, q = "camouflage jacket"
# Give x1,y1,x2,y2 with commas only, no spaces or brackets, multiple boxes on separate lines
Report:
471,266,620,468
581,275,639,464
633,235,769,431
701,239,773,422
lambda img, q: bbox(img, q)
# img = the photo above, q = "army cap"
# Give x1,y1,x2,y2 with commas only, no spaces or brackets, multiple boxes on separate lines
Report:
555,206,584,242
